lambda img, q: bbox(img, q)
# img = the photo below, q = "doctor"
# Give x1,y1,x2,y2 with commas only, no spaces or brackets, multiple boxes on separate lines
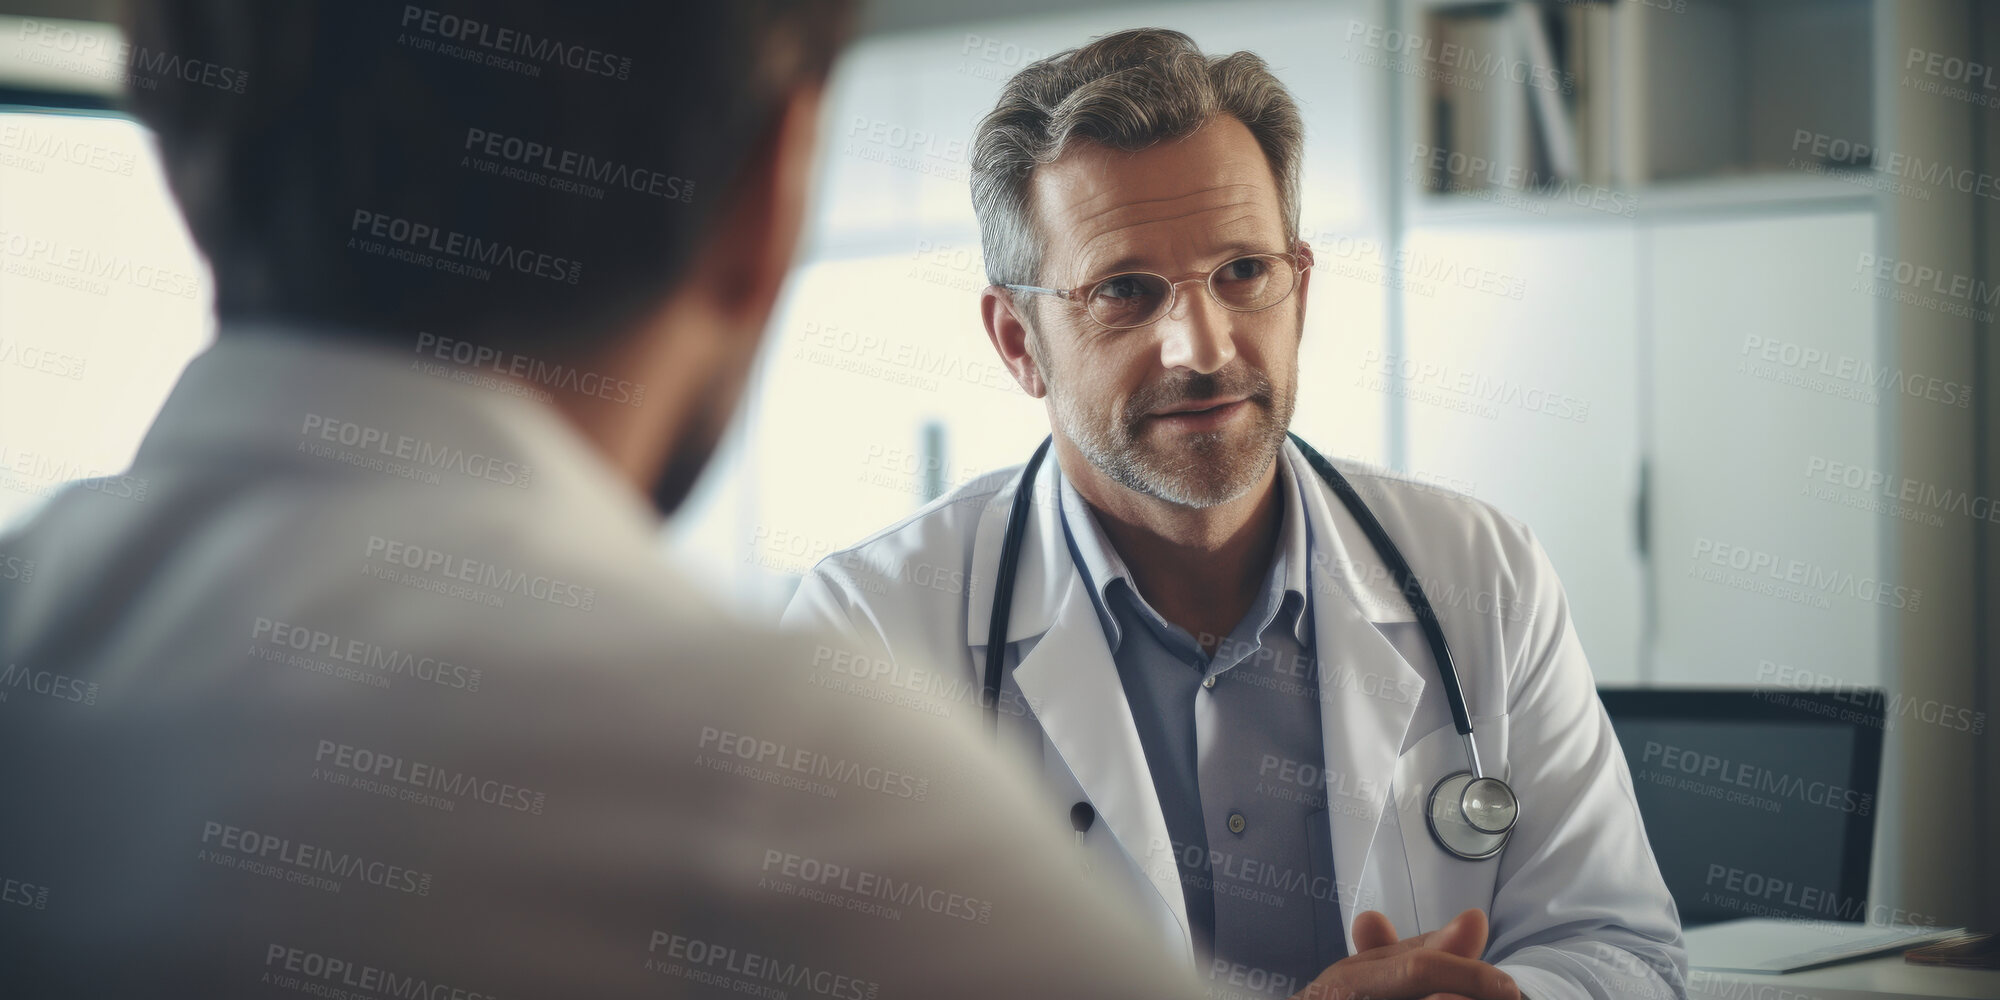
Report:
786,27,1686,1000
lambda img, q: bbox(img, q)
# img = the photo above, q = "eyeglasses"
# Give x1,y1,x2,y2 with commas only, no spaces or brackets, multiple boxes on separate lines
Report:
1002,243,1313,330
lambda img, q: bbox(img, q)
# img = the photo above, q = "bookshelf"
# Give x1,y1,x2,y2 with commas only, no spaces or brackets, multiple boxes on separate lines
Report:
1404,0,1875,219
1375,0,1991,933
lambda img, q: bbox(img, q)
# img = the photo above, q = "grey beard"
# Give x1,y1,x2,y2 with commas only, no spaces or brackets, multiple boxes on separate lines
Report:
1051,388,1287,509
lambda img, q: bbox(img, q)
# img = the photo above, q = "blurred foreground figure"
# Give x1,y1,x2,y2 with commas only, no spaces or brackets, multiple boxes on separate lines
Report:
0,3,1198,996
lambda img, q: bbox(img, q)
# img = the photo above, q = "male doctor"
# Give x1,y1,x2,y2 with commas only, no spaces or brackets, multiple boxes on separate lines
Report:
786,28,1687,1000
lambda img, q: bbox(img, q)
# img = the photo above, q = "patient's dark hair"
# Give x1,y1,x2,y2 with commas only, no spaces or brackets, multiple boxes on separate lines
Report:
122,0,856,355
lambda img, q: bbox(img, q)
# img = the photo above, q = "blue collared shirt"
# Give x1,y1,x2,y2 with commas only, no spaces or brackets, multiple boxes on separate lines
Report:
1057,457,1346,998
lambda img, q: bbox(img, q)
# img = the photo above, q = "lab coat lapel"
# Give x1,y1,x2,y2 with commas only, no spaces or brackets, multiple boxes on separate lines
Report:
1010,580,1189,944
963,458,1190,948
1286,443,1428,948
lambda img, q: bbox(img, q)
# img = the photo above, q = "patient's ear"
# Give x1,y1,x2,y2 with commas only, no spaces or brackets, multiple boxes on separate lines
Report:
982,286,1046,399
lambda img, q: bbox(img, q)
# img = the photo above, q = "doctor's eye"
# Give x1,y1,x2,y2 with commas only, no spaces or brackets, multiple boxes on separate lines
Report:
1094,273,1163,301
1088,273,1169,326
1211,254,1294,312
1218,256,1270,281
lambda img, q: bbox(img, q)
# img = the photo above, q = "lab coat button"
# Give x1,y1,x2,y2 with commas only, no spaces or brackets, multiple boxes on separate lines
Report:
1227,811,1247,834
1202,676,1216,689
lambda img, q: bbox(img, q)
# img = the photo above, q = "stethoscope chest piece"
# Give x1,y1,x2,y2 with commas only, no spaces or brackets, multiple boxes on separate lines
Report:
1426,770,1518,861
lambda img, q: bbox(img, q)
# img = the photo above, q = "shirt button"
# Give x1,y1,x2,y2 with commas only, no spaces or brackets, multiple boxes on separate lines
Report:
1202,676,1217,689
1227,812,1247,834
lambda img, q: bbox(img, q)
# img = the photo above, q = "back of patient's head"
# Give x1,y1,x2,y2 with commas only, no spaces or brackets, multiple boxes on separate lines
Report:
122,0,856,356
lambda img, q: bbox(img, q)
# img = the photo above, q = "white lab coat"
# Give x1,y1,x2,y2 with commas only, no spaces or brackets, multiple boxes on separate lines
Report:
0,330,1201,998
785,440,1689,1000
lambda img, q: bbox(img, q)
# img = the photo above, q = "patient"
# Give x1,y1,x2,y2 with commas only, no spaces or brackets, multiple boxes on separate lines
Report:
0,3,1201,996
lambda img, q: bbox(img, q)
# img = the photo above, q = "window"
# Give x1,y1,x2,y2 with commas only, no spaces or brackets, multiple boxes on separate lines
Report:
0,109,212,529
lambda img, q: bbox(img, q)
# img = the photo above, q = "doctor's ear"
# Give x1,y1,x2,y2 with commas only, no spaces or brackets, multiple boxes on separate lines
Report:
981,286,1048,399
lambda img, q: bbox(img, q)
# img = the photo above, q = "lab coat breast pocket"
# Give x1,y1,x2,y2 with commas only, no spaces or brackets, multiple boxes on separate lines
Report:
1389,713,1511,933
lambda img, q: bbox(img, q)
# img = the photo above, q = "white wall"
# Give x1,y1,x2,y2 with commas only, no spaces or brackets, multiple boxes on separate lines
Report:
1398,223,1646,683
1647,211,1886,690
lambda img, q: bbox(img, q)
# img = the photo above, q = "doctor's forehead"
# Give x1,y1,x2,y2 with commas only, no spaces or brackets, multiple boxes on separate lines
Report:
1030,114,1288,281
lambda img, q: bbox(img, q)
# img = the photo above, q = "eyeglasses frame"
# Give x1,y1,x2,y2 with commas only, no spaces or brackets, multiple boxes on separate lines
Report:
999,241,1315,330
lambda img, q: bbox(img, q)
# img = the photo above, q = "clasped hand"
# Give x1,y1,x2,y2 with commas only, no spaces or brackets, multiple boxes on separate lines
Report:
1285,908,1520,1000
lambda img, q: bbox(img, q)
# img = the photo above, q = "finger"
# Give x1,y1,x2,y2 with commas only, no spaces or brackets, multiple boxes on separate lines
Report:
1350,930,1441,962
1430,909,1490,960
1355,909,1488,962
1346,950,1519,1000
1350,925,1459,962
1351,910,1401,953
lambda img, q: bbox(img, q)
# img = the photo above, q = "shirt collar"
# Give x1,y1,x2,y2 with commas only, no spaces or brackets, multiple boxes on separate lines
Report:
1056,449,1312,652
134,323,663,546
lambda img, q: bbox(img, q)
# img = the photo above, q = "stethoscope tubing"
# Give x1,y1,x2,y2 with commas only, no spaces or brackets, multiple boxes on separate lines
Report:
979,434,1516,859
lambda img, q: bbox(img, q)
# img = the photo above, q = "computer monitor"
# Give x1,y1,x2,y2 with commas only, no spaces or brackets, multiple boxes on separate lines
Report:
1597,688,1886,928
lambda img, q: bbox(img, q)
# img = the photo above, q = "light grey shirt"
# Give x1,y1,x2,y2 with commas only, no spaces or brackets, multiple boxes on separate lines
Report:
1057,457,1345,998
0,330,1205,999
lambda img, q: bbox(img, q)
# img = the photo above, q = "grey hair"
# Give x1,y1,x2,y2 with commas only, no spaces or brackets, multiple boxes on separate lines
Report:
969,27,1304,289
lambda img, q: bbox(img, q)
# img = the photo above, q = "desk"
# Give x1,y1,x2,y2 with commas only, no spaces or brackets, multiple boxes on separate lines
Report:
1688,955,2000,1000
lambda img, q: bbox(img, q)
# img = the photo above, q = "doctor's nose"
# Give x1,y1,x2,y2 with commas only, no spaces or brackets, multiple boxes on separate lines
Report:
1155,280,1236,375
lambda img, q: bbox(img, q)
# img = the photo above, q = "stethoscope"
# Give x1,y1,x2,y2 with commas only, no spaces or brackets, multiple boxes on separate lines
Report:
981,433,1519,861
